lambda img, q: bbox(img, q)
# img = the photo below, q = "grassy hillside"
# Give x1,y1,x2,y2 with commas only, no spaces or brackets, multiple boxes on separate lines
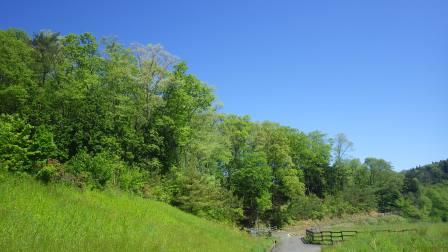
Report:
323,222,448,252
0,172,271,252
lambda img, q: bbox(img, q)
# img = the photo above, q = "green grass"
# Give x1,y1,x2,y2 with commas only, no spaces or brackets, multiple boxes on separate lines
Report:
0,172,271,251
323,222,448,252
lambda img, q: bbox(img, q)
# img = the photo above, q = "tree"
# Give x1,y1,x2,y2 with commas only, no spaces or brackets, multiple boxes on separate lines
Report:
231,151,272,226
253,122,305,226
332,133,353,162
154,62,215,173
0,30,35,114
0,115,57,173
131,43,179,120
180,111,232,176
32,30,61,86
325,133,355,194
364,158,403,212
220,115,252,188
168,168,243,223
301,131,331,197
3,27,440,227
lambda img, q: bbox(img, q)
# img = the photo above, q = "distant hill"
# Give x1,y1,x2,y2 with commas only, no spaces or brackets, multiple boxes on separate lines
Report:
399,159,448,221
0,172,270,252
403,159,448,184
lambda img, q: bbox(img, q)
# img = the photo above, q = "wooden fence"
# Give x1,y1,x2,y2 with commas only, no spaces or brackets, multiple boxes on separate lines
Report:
305,229,357,244
305,228,417,245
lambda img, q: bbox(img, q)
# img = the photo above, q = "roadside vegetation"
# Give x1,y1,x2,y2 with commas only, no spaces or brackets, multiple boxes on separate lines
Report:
0,172,271,251
285,212,407,235
323,222,448,252
289,213,448,251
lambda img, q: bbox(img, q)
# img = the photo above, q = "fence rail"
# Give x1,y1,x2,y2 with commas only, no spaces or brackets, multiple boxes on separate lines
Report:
305,228,417,245
247,226,278,237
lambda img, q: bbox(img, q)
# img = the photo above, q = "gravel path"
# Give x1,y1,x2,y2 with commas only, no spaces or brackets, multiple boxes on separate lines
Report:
271,231,321,252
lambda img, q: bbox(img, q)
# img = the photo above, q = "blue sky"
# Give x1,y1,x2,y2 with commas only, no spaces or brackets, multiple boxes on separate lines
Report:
1,0,447,170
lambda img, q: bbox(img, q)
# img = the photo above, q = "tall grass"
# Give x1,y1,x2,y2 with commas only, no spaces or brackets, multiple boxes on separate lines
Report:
0,172,271,251
323,222,448,252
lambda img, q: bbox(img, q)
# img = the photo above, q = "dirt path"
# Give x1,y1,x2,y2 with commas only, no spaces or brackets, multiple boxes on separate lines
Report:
271,231,321,252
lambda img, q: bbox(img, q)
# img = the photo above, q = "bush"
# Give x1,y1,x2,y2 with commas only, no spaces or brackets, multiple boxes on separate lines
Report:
398,183,448,221
29,126,59,163
117,167,147,193
289,194,326,220
157,168,243,223
64,151,148,192
341,186,377,212
36,159,64,183
0,115,58,173
0,114,33,171
66,151,124,189
323,194,357,217
396,197,424,219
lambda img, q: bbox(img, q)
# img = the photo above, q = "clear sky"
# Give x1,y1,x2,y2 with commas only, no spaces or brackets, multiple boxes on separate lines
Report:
1,0,447,171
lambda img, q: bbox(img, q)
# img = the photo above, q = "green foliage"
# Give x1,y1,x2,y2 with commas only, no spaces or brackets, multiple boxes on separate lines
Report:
0,172,270,252
324,194,358,217
399,183,448,221
302,131,331,197
324,222,448,252
398,160,448,222
166,168,243,223
232,151,272,226
404,159,448,185
0,29,35,114
29,126,59,162
36,160,64,183
0,115,57,172
0,27,446,230
66,151,131,189
288,194,327,220
341,185,377,212
117,166,147,193
0,115,33,171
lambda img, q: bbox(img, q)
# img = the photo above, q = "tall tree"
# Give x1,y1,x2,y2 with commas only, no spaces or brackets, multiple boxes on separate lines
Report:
231,151,272,226
332,133,354,162
0,30,35,114
32,30,61,86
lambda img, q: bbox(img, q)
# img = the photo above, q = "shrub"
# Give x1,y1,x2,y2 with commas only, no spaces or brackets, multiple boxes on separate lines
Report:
64,151,148,192
289,194,326,220
396,197,424,219
29,126,59,163
323,194,357,217
341,185,377,212
0,114,33,171
0,115,57,173
117,166,147,193
66,151,124,189
36,159,64,183
0,115,58,173
161,168,243,223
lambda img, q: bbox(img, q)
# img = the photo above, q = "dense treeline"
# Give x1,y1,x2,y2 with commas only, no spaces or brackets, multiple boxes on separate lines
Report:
403,159,448,185
399,160,448,221
0,28,446,227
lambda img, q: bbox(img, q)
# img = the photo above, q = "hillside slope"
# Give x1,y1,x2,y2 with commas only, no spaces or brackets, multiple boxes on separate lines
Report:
0,173,270,252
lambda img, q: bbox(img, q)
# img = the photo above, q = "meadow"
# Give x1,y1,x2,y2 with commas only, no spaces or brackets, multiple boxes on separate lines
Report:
323,221,448,252
0,172,271,252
